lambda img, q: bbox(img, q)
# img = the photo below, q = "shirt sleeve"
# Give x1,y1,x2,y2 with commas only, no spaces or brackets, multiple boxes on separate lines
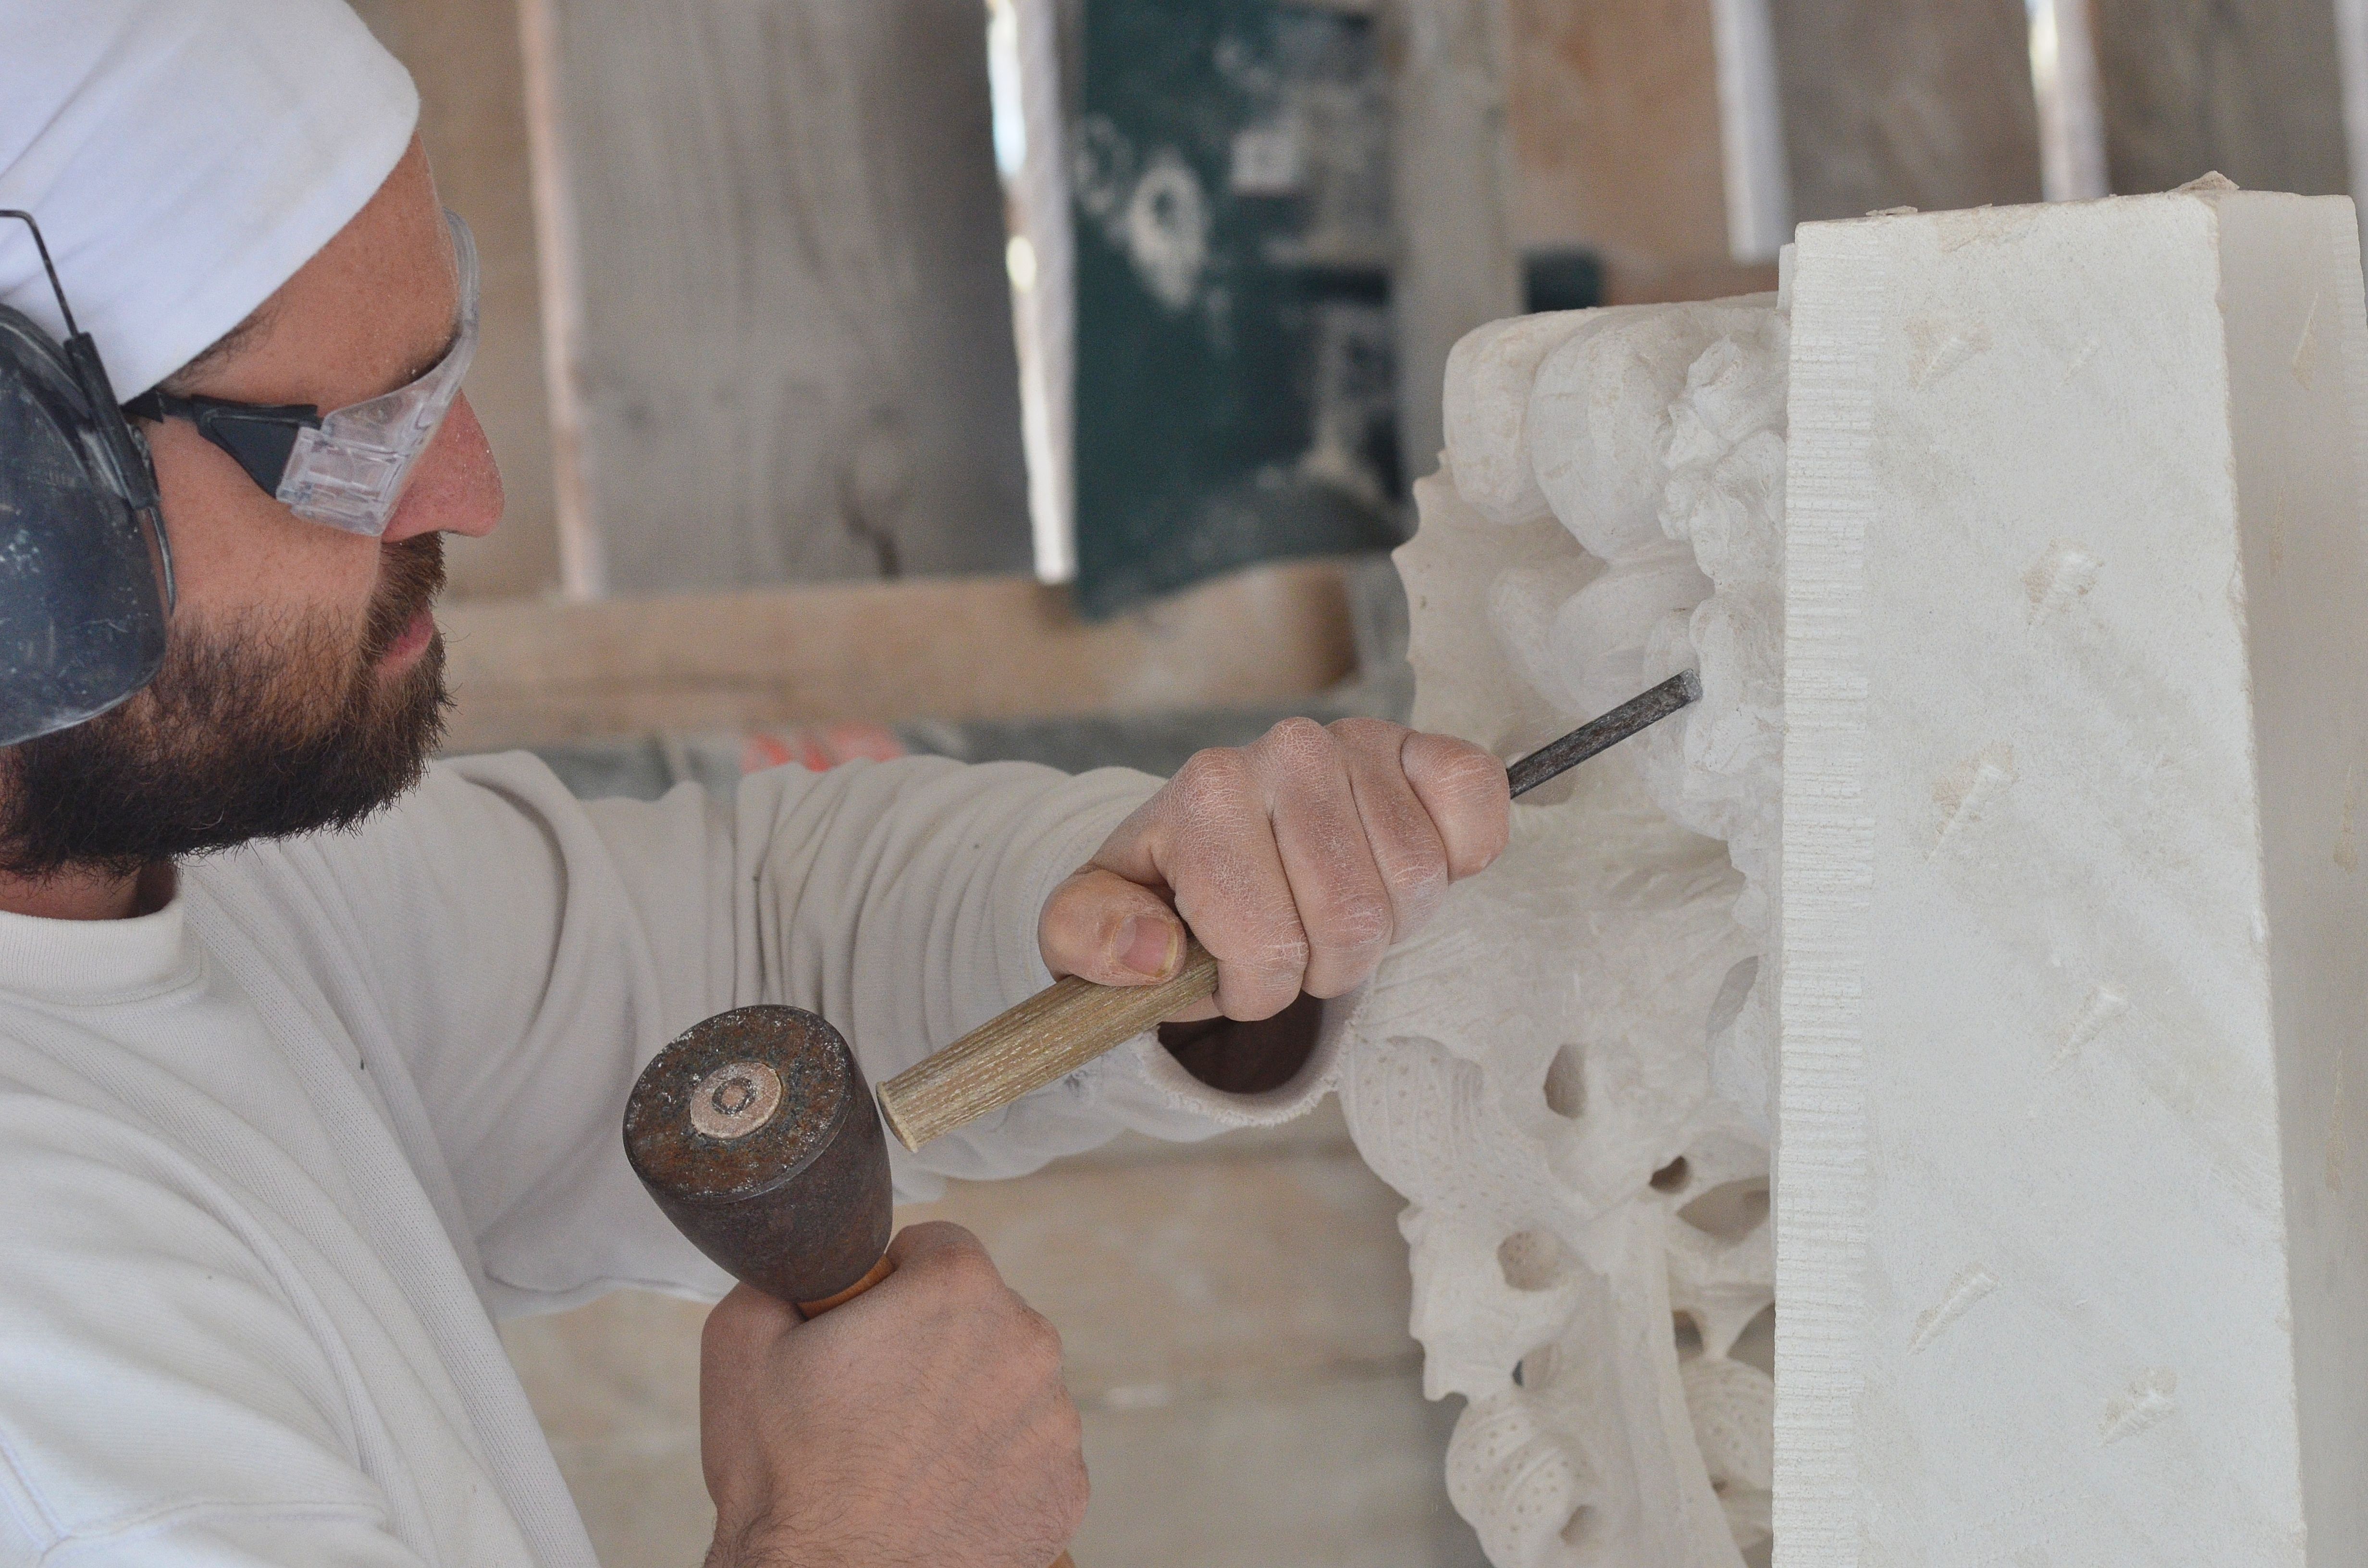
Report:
0,1096,434,1568
255,752,1336,1316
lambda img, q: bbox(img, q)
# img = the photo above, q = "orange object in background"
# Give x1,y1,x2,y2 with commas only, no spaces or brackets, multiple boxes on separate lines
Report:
740,723,908,775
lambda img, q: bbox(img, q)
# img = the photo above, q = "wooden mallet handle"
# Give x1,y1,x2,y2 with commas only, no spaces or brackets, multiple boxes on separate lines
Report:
794,1252,1080,1568
875,940,1220,1151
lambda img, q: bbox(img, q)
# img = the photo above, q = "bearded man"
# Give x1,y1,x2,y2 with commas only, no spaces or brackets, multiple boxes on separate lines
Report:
0,5,1512,1566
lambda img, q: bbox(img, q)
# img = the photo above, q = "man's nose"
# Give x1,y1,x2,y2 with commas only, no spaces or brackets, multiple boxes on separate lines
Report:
380,392,504,543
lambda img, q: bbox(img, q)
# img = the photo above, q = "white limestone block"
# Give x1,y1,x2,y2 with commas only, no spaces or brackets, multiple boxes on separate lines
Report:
1776,189,2368,1565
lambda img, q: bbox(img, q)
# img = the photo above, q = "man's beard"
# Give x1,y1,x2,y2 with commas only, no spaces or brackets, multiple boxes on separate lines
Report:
0,533,452,879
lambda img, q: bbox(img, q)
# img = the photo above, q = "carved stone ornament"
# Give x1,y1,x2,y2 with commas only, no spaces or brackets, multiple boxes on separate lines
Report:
1334,184,2368,1567
1336,292,1787,1567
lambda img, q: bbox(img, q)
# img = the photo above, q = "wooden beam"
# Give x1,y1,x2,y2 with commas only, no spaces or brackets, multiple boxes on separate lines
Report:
440,558,1360,751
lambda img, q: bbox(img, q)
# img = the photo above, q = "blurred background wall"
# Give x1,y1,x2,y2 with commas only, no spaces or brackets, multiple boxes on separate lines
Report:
344,1,2368,1563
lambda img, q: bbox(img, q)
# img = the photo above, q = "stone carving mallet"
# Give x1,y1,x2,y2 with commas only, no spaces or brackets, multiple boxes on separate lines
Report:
619,670,1693,1562
623,1004,1081,1566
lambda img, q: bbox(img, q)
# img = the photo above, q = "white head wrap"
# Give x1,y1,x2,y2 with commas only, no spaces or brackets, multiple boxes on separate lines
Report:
0,0,419,398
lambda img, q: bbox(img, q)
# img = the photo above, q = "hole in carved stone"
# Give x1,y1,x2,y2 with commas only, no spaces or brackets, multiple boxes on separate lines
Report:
1512,1342,1557,1390
1673,1311,1704,1360
1560,1504,1600,1547
1730,1302,1776,1377
1542,1043,1586,1119
1678,1177,1770,1240
1649,1155,1691,1193
1496,1229,1567,1291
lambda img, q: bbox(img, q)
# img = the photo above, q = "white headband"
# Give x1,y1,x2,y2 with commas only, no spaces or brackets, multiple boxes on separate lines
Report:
0,0,419,399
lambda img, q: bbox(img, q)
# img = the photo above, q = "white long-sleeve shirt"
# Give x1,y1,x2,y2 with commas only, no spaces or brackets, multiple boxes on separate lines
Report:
0,753,1334,1567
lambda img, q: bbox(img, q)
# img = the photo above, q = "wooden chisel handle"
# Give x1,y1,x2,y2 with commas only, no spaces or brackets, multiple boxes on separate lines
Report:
875,940,1221,1151
793,1251,1080,1568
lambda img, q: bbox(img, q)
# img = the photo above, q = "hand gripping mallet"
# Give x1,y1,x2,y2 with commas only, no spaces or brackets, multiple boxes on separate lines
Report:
623,1007,1079,1567
873,669,1701,1150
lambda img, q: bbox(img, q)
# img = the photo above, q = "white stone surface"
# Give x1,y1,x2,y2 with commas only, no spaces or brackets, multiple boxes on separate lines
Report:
1355,182,2368,1567
1341,290,1790,1565
1775,188,2368,1565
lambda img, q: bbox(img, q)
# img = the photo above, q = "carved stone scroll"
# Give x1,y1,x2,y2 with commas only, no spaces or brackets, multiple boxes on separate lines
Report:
1338,293,1788,1567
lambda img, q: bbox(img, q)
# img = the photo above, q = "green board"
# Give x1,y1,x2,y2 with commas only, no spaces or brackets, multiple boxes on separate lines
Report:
1071,0,1405,617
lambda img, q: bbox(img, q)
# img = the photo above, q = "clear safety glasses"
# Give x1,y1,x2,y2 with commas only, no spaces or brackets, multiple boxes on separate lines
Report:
124,210,479,537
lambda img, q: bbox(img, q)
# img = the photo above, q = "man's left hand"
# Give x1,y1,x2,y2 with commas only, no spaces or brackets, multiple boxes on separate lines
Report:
1037,718,1512,1022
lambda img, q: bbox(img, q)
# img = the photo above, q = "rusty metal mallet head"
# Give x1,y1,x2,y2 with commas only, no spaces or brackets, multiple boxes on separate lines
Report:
624,1005,892,1314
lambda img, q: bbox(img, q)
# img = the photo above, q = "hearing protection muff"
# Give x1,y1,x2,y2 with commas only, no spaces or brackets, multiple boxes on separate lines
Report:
0,211,174,748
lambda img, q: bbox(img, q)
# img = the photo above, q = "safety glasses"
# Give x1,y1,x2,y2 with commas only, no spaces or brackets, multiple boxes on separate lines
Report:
124,210,479,538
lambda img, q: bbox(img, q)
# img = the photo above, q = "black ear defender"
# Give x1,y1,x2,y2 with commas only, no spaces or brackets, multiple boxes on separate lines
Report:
0,210,174,748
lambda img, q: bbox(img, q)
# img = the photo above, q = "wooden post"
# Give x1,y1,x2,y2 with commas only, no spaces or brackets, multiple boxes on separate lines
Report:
2087,0,2351,196
347,0,566,600
514,0,1035,594
1502,0,1786,300
1766,0,2044,220
1384,0,1523,486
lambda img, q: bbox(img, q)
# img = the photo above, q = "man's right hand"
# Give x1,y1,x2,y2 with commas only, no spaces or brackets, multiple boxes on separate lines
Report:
700,1222,1086,1568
